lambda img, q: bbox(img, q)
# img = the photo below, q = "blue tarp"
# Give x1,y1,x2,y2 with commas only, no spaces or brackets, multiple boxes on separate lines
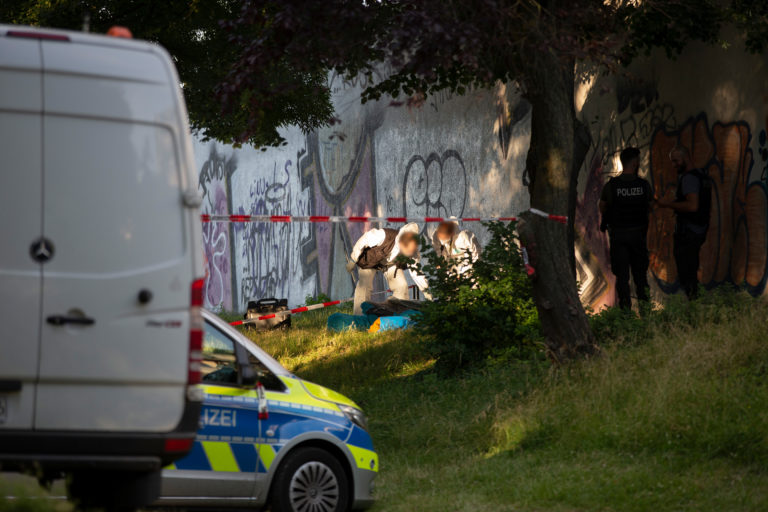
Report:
326,302,420,333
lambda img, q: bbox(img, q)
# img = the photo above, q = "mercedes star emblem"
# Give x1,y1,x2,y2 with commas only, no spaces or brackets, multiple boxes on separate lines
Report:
30,237,54,263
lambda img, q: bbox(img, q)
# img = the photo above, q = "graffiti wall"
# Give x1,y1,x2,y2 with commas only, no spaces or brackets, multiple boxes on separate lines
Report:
648,115,768,295
198,146,235,311
196,79,531,311
575,34,768,308
199,34,768,312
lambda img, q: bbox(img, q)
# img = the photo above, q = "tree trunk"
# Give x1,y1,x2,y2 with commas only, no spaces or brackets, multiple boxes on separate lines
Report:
520,52,596,362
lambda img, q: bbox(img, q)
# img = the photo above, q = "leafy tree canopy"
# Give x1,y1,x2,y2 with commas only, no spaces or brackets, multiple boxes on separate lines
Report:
3,0,767,146
0,0,332,147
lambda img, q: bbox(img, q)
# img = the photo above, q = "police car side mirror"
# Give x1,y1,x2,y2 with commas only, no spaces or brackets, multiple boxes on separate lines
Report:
239,364,257,388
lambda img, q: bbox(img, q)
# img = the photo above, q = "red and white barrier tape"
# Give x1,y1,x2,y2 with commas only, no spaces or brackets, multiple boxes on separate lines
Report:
521,246,535,277
203,214,518,224
230,298,352,326
201,211,567,225
528,208,568,225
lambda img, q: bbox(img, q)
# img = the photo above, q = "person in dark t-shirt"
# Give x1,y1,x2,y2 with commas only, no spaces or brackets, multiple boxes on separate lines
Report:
599,147,653,310
655,144,711,299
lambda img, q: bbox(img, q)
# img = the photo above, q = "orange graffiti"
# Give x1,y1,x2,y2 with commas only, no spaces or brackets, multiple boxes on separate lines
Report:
648,114,768,294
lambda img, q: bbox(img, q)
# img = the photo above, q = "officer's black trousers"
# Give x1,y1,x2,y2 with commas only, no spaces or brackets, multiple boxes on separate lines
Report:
609,228,649,310
673,230,706,300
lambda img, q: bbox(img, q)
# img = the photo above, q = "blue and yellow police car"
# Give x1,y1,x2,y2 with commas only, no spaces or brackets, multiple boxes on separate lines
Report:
154,309,377,512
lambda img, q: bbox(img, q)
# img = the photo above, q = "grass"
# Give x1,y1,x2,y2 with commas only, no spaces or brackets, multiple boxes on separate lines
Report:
234,293,768,511
0,476,69,512
4,293,768,511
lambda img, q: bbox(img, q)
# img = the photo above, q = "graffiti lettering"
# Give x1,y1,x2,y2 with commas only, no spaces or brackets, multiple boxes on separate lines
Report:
199,146,236,311
402,150,467,224
300,108,383,299
648,113,768,295
237,160,313,304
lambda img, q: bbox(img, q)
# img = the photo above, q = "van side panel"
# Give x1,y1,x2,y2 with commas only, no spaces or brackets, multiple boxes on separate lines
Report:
36,119,187,431
0,36,42,431
41,42,176,126
34,42,191,432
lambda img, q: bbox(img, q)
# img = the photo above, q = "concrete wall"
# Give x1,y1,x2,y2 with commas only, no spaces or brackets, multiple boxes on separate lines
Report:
198,36,768,312
197,77,531,311
575,35,768,309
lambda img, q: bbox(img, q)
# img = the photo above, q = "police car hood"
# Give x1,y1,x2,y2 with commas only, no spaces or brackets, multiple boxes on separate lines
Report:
299,379,361,410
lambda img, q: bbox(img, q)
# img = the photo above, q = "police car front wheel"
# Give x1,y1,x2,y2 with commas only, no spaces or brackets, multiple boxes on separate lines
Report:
270,447,350,512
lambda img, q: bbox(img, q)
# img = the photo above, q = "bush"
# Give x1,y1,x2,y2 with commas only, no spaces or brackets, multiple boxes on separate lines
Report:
304,293,331,306
413,221,543,374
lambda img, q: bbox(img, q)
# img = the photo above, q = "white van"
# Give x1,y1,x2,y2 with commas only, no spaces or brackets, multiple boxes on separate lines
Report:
0,25,204,508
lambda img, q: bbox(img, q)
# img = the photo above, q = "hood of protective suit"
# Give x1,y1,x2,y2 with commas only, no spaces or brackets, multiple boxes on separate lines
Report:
391,222,421,261
396,222,420,242
431,219,460,249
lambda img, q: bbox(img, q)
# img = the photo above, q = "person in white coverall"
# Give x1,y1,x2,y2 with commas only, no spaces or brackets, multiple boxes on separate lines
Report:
346,222,431,315
431,220,481,275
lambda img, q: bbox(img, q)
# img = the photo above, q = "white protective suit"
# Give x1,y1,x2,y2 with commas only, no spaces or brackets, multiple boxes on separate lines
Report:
431,222,481,275
349,222,431,315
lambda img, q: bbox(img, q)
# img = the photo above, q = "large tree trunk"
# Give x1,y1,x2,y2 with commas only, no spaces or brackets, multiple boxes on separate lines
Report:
519,52,596,362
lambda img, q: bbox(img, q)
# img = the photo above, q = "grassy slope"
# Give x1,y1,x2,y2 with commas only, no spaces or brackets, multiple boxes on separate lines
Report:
239,297,768,511
3,298,766,511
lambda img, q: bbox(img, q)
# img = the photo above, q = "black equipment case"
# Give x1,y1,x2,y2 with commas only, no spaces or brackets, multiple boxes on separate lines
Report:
244,298,291,331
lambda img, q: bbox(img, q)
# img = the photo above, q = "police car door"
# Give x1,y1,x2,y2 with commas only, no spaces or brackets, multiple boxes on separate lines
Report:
161,321,261,505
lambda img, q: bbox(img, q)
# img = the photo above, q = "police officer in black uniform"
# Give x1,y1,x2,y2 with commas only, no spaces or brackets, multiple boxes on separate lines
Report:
599,147,653,310
656,145,712,299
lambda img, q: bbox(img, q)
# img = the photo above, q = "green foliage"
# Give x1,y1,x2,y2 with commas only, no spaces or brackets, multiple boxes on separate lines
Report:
502,291,768,475
617,0,726,62
226,289,768,511
0,0,332,148
7,1,768,149
730,0,768,53
0,478,70,512
589,286,753,346
304,293,331,306
413,221,543,374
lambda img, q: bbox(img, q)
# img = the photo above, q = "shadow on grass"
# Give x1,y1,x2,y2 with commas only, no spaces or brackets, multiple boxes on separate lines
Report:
286,329,433,400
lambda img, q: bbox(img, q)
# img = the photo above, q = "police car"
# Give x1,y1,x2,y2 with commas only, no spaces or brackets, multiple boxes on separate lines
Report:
154,309,377,511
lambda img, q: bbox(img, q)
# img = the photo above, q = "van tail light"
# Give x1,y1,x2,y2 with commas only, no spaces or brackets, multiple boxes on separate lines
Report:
164,437,194,453
188,278,204,394
191,277,204,308
7,30,70,42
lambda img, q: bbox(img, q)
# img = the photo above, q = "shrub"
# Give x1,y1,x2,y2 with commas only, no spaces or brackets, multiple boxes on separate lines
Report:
413,221,543,374
305,292,332,306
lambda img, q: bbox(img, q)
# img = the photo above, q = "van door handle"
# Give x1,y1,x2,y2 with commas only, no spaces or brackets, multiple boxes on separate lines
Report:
0,380,22,392
46,315,95,326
